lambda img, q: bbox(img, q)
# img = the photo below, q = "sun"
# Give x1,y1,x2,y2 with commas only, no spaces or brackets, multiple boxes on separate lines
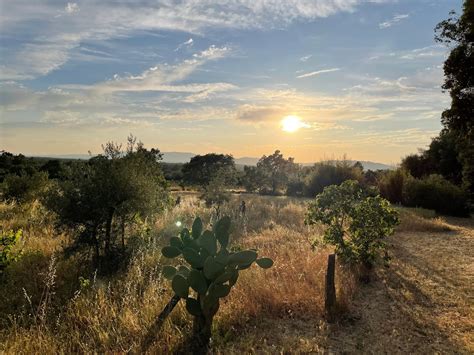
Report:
281,115,304,133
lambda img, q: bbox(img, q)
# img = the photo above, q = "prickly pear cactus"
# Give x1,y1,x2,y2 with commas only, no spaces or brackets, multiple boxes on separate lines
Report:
160,216,273,352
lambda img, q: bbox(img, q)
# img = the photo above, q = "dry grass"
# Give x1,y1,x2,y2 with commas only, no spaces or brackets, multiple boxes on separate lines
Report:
396,207,453,233
0,195,472,353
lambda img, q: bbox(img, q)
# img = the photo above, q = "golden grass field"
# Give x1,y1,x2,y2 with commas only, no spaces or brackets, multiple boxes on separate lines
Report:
0,194,473,353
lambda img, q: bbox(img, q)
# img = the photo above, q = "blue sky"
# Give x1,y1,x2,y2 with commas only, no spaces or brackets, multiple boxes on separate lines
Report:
0,0,463,163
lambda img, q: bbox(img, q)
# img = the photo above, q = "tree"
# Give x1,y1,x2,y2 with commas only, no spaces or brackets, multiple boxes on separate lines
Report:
1,172,49,203
435,1,474,196
306,181,399,275
200,172,231,219
47,136,170,265
303,160,363,198
241,166,263,193
255,150,297,195
182,154,236,187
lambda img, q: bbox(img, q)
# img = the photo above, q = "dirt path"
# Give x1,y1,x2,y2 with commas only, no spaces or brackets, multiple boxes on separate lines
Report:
326,218,474,354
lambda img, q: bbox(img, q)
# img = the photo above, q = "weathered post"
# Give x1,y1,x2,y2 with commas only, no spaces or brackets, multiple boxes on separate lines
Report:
325,253,336,322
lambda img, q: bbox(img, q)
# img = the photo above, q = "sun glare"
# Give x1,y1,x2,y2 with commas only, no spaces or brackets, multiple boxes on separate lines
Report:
281,115,304,133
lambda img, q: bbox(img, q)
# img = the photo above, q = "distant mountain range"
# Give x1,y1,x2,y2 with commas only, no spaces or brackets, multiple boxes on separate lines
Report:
30,152,395,171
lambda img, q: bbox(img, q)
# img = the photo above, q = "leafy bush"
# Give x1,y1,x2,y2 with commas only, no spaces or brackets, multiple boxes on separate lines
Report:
377,169,408,204
303,161,362,197
0,229,22,272
1,172,49,203
161,216,273,352
403,174,470,217
46,136,170,265
306,180,399,268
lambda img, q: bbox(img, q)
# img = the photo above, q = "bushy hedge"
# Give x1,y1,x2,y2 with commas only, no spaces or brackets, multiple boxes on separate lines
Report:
378,169,407,204
303,162,362,197
403,174,470,217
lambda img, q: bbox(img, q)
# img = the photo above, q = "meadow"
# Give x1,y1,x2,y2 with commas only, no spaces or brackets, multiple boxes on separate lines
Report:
1,193,472,353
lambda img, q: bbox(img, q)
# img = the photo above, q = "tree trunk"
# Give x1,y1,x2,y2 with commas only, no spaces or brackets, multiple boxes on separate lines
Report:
121,216,125,249
191,313,214,354
104,208,114,256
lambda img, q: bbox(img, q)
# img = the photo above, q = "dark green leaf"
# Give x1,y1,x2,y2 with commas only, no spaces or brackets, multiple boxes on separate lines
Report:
256,257,274,269
171,274,189,298
161,246,181,258
192,217,203,239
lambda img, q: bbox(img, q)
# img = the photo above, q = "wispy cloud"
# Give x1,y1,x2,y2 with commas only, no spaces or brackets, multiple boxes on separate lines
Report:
0,0,391,80
175,38,194,51
65,3,79,14
379,14,410,29
300,55,312,62
296,68,340,78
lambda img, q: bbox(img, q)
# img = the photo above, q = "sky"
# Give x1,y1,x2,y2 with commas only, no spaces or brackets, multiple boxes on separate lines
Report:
0,0,463,164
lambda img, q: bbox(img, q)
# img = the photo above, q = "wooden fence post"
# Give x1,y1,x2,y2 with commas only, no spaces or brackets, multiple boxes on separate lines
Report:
325,253,336,322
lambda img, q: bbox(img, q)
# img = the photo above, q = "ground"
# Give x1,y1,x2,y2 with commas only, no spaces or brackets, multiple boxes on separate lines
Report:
0,197,473,353
219,213,474,354
325,216,474,354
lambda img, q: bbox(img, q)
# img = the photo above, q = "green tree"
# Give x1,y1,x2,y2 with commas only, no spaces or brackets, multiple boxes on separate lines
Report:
303,160,363,197
306,181,399,274
47,136,170,264
182,154,236,187
241,165,263,193
255,150,297,195
435,1,474,196
1,172,49,203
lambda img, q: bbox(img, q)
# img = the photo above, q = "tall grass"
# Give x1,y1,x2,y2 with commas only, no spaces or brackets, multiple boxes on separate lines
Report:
0,194,429,352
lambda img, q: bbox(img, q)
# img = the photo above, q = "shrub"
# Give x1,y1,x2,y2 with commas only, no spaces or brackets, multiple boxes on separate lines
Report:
377,169,408,204
0,229,22,272
1,172,49,203
303,161,362,197
403,174,470,217
160,216,273,352
306,180,399,268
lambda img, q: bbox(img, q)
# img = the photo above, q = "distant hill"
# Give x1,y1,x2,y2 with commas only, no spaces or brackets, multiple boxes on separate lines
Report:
29,152,395,171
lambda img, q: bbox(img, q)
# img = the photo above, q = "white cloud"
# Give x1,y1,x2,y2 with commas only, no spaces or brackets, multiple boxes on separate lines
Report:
0,0,392,80
300,55,312,62
296,68,340,78
65,3,79,14
379,13,410,29
175,38,194,51
85,45,234,94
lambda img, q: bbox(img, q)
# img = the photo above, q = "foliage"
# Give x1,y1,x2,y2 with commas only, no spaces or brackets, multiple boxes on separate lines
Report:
435,2,474,195
1,172,50,203
0,229,22,272
0,152,39,182
403,175,470,217
306,180,399,267
303,160,363,197
254,150,297,195
182,154,236,187
401,130,463,184
161,216,273,351
377,169,408,204
241,166,263,193
46,136,170,264
200,173,231,219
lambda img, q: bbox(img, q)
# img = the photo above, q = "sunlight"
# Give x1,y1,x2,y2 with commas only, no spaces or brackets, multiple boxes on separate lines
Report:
281,115,305,133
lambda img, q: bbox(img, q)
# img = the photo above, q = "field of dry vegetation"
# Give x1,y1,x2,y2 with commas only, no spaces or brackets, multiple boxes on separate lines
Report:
0,194,473,353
